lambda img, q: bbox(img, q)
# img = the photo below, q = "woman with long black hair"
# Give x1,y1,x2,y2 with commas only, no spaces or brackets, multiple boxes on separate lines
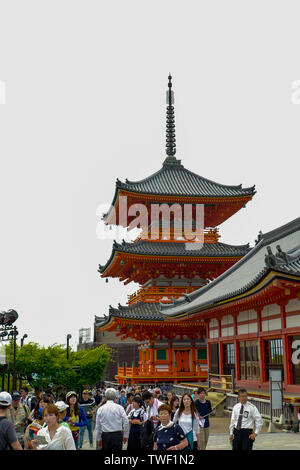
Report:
173,393,200,450
64,391,87,449
127,397,146,451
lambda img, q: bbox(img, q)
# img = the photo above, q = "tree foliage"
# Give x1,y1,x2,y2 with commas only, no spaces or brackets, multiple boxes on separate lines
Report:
5,341,111,392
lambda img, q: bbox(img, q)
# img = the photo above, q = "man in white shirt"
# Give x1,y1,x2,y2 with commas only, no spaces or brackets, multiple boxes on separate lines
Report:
142,391,163,427
96,388,129,451
229,388,263,450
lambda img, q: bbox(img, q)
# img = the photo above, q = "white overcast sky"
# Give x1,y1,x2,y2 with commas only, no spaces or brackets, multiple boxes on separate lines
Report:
0,0,299,350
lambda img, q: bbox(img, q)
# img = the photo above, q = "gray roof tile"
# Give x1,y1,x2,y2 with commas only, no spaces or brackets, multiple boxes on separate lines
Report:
115,157,256,198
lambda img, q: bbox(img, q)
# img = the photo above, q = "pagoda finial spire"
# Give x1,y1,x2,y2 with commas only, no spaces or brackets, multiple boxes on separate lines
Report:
165,73,176,157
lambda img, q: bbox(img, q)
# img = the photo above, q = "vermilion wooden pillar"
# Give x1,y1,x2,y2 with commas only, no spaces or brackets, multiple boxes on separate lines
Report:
233,313,240,380
218,318,224,374
168,342,173,373
149,344,155,374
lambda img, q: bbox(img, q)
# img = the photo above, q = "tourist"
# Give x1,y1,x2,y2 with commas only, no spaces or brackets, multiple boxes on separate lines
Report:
125,393,134,415
20,387,32,410
94,389,102,406
194,387,213,450
78,390,96,449
95,388,129,451
0,392,23,450
127,397,146,451
54,401,70,428
118,389,127,409
6,391,31,449
64,391,87,449
142,390,163,426
229,388,263,451
153,404,188,451
173,394,200,450
169,396,179,421
24,395,53,450
31,404,75,450
166,390,175,405
191,388,198,401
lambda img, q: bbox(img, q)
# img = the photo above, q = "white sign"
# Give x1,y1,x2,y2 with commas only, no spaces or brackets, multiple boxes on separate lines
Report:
0,342,6,364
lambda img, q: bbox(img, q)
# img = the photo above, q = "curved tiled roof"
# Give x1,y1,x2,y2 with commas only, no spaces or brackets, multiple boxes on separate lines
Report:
115,157,256,198
160,217,300,317
95,302,164,327
98,240,251,273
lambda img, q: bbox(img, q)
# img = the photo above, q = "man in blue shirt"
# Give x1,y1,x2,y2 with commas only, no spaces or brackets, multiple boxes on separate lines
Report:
194,387,213,450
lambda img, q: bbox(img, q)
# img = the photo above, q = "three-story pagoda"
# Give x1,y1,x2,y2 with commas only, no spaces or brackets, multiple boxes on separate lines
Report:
97,75,256,384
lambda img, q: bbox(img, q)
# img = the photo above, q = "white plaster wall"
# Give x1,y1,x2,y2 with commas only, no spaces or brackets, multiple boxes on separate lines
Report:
261,304,281,318
262,318,282,331
209,329,219,339
237,322,258,335
221,314,234,325
286,298,300,313
221,326,234,337
286,314,300,328
237,309,257,322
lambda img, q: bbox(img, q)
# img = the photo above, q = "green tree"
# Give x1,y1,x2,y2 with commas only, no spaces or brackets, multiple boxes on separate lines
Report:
5,342,111,394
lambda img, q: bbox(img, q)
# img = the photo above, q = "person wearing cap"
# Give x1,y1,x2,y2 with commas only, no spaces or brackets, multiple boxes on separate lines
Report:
78,390,96,449
6,391,30,449
55,401,71,429
0,392,23,450
64,391,87,449
95,388,129,451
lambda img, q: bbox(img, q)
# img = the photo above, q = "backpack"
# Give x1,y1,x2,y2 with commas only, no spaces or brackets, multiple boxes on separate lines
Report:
140,418,154,451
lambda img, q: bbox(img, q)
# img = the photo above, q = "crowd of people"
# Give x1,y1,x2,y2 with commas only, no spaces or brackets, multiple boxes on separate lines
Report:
0,383,263,451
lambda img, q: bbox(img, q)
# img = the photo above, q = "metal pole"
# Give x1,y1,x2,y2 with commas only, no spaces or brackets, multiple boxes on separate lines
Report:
268,376,275,432
208,368,210,388
12,326,17,391
66,334,72,360
7,371,10,393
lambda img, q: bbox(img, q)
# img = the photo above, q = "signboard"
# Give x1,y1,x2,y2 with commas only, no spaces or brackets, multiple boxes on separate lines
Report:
0,342,6,365
269,369,283,410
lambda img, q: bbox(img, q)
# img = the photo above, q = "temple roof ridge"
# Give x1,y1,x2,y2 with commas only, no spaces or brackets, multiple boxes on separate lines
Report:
160,216,300,316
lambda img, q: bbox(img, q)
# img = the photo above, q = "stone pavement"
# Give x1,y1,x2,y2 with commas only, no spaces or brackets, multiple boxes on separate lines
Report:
81,429,300,451
206,432,300,450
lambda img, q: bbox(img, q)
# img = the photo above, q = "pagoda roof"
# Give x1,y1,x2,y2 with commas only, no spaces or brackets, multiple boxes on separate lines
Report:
95,302,164,327
98,239,251,274
160,217,300,317
105,157,255,212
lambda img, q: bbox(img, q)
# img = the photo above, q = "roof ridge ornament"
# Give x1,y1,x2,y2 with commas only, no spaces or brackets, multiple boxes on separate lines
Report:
165,73,176,158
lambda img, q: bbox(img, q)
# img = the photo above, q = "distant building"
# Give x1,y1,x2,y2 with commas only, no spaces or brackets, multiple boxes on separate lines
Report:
77,318,139,383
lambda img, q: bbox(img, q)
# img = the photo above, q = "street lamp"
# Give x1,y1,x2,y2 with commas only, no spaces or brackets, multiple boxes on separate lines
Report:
21,334,28,347
0,309,19,391
66,334,72,360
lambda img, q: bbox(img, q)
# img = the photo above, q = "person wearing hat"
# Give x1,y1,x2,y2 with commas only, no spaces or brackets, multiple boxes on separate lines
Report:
64,391,87,449
6,391,30,449
0,392,22,450
78,390,96,449
55,401,71,429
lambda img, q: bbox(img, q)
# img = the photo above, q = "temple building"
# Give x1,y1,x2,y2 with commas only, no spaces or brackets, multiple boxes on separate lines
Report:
96,75,257,384
161,218,300,393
